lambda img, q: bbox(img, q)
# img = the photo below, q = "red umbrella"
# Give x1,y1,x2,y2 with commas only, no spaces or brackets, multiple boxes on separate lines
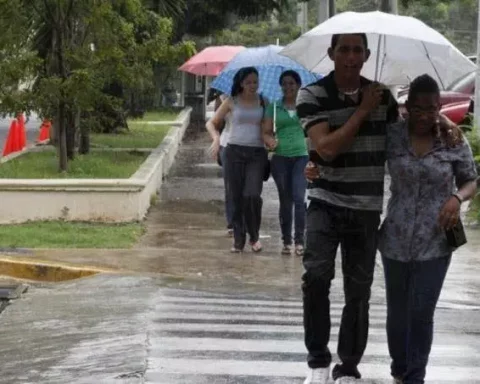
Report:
178,45,245,76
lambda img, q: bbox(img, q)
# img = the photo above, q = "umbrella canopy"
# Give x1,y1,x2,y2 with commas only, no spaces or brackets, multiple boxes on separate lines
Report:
279,11,477,89
210,45,321,101
178,45,245,76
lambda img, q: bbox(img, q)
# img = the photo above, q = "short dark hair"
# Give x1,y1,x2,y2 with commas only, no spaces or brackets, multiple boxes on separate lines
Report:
279,70,301,86
408,74,440,102
331,33,368,50
231,67,258,97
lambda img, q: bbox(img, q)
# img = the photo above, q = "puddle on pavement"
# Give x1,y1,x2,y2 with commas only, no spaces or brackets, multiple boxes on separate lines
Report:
152,199,224,215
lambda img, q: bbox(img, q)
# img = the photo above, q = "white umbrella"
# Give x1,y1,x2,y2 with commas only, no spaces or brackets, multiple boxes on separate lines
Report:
279,11,477,89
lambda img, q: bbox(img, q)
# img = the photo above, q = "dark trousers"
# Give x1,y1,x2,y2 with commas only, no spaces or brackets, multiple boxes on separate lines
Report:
224,144,267,249
219,146,234,229
382,256,451,384
270,155,309,246
303,200,380,376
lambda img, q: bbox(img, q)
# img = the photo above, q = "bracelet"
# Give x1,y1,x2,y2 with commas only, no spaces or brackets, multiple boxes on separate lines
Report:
452,193,463,204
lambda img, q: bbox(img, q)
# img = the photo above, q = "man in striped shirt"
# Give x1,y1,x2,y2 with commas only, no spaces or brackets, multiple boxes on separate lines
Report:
296,34,398,384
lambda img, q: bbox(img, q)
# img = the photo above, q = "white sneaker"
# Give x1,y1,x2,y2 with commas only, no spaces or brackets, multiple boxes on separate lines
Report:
335,377,359,384
304,367,330,384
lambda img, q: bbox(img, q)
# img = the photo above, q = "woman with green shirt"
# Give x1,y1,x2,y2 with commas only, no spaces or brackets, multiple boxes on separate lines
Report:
263,70,309,256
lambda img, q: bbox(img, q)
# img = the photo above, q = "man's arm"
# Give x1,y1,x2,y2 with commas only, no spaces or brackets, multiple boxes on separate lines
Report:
296,83,384,162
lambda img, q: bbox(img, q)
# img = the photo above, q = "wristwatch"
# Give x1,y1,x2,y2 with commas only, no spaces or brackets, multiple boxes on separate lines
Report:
452,193,464,204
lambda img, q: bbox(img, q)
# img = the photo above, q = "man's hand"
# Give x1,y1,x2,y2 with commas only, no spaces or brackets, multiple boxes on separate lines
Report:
438,196,461,230
359,83,384,115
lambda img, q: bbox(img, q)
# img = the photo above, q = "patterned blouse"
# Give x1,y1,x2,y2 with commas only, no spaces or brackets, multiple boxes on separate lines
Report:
379,120,478,262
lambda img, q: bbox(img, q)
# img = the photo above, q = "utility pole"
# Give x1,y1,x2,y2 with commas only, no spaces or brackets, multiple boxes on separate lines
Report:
380,0,398,13
380,0,399,97
329,0,336,17
297,1,309,33
318,0,329,24
474,0,480,135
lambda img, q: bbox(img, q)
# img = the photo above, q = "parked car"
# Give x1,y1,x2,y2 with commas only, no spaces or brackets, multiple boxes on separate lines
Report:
440,99,471,125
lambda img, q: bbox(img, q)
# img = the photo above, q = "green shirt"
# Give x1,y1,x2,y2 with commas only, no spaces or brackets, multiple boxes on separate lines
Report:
265,101,308,157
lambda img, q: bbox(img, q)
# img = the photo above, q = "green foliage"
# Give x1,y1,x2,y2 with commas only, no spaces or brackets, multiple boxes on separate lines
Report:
172,0,292,37
0,0,195,171
211,21,301,47
464,122,480,224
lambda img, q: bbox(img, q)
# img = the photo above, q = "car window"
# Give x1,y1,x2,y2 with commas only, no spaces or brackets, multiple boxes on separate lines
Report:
447,72,475,93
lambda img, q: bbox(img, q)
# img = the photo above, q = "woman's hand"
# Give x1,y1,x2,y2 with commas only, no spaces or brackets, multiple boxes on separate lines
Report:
208,138,220,161
265,135,278,150
438,196,461,230
305,161,321,182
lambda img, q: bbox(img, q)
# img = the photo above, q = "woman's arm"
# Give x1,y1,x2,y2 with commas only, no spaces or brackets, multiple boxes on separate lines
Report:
438,138,478,229
205,98,231,141
262,117,277,150
205,98,231,159
438,180,477,230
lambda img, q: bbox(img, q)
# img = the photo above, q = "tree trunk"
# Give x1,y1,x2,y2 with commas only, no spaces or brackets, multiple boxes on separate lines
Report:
57,27,68,172
58,101,68,172
66,109,76,160
78,109,90,154
51,119,59,147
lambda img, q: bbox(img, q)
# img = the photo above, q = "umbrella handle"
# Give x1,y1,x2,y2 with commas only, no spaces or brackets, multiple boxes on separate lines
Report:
273,102,277,134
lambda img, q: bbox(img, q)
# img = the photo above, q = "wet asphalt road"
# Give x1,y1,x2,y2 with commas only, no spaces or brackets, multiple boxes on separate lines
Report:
0,120,479,383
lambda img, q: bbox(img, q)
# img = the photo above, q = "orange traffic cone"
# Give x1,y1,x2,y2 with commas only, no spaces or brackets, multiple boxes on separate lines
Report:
37,120,51,142
2,119,20,157
16,113,26,150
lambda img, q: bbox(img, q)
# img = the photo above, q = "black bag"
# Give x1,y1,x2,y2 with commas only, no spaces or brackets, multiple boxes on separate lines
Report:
445,219,467,248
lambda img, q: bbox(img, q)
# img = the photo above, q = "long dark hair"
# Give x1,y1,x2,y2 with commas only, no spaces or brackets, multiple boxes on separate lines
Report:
231,67,258,97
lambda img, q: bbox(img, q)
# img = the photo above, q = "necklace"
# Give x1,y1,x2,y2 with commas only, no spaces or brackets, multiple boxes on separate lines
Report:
342,88,359,95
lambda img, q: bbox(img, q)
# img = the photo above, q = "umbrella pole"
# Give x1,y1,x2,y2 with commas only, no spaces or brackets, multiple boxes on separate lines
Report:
273,102,277,134
374,34,383,82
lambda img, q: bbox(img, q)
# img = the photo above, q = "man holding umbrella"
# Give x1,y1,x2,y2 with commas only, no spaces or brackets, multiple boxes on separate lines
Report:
296,33,398,384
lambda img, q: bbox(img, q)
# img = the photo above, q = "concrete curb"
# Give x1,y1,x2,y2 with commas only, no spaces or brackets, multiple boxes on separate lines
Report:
0,107,192,223
0,256,115,282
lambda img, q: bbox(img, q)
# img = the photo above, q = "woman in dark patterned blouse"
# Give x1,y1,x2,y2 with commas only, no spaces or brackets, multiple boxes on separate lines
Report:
379,74,478,384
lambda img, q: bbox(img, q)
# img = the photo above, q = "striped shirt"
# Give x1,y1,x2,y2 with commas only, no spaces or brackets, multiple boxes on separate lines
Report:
296,71,398,212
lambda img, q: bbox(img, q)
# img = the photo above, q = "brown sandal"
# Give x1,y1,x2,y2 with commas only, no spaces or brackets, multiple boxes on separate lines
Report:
251,241,262,253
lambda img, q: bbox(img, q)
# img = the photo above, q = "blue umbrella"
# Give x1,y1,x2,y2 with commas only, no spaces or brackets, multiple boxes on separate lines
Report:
210,45,321,102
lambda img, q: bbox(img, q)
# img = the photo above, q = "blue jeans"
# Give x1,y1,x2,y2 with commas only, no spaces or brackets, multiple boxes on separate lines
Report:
270,155,308,245
382,256,451,384
219,146,234,229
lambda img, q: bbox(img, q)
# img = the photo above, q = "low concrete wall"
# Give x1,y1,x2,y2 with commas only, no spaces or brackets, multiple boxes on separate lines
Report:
0,107,191,223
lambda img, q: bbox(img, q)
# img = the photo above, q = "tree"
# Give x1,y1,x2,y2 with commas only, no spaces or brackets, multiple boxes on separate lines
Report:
0,0,194,171
170,0,292,38
211,21,301,47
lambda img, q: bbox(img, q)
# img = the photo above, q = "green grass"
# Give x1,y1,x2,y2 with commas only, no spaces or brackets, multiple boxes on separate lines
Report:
0,150,148,178
0,221,145,248
91,123,171,149
132,110,178,122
